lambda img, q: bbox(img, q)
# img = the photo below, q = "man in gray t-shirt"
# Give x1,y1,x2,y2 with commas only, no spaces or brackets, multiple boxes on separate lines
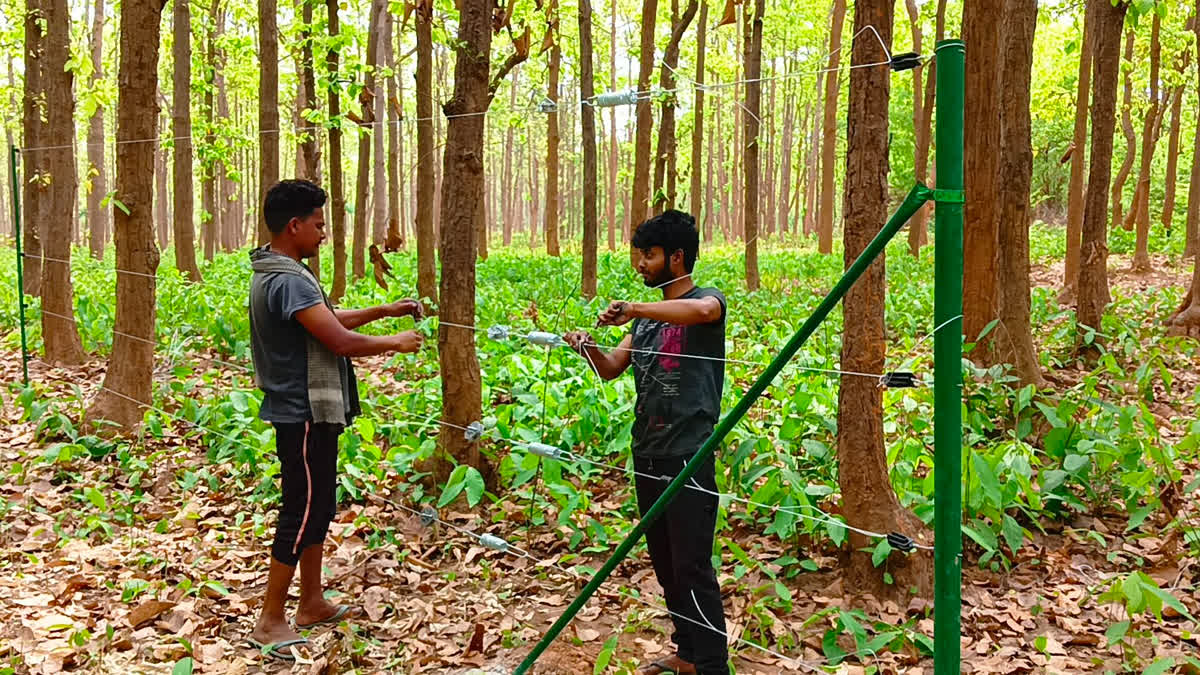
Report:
565,210,730,675
245,180,423,662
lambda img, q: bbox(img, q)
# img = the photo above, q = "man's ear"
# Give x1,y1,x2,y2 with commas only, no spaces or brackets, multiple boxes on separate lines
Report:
671,249,686,271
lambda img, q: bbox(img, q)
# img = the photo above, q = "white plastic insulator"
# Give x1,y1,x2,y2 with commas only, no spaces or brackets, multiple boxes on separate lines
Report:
464,421,485,442
487,325,510,340
478,534,509,552
524,331,564,347
593,90,638,107
525,442,571,461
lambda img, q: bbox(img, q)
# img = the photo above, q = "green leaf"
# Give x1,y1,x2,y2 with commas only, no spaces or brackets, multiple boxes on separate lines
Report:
437,465,468,507
1104,620,1130,646
1145,585,1198,623
1142,658,1173,675
1001,515,1025,553
464,467,485,507
871,539,893,567
171,658,194,675
593,635,618,674
84,487,107,511
1063,453,1088,473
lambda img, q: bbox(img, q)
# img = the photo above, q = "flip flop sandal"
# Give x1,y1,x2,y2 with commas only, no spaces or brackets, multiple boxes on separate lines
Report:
641,659,696,675
244,638,310,662
296,604,356,630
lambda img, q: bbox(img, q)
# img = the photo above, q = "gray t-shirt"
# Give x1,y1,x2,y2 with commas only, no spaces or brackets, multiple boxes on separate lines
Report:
629,286,727,457
249,270,360,423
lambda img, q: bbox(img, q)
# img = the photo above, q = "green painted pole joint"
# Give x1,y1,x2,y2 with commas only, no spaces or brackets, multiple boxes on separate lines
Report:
933,189,964,204
933,38,965,675
514,183,932,675
9,145,29,387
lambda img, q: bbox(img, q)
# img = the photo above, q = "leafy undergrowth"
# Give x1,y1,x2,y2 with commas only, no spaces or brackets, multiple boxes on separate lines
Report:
0,233,1198,673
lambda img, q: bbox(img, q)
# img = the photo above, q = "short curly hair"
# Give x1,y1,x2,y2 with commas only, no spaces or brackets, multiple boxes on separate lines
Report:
263,179,327,234
631,210,700,272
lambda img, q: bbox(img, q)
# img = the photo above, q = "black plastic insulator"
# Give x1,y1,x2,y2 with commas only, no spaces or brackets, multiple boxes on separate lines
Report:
890,52,923,72
879,371,920,388
887,531,917,553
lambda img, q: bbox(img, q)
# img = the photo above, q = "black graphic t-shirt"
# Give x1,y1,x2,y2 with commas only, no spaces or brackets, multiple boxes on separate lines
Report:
629,286,727,458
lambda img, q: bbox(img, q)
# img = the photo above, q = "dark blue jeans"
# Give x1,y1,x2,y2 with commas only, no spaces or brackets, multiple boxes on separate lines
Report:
634,452,730,675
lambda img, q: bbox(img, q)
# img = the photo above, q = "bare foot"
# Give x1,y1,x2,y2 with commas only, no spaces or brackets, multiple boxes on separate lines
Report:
250,614,303,648
295,597,351,628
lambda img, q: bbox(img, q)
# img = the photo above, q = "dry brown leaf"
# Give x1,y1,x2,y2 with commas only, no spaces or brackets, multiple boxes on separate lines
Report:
127,599,177,628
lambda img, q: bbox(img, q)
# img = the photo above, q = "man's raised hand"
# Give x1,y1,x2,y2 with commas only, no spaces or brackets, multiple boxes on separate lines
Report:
563,330,595,354
596,301,633,327
388,299,424,320
393,330,424,354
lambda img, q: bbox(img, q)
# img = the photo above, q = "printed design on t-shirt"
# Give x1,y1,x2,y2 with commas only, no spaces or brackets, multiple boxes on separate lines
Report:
657,324,684,372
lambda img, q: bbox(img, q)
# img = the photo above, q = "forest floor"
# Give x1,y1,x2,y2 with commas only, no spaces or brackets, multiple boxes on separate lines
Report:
2,253,1200,675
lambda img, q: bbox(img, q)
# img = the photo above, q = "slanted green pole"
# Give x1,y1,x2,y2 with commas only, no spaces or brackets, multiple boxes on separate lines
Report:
932,39,965,675
514,183,933,675
9,145,29,386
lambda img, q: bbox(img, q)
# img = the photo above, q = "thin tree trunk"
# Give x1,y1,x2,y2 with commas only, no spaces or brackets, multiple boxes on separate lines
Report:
905,0,928,255
328,0,348,301
742,0,762,290
215,12,236,255
652,0,698,215
962,0,1004,356
86,0,165,430
1187,15,1200,261
201,0,218,263
689,0,708,229
607,0,618,250
296,0,321,276
386,12,402,249
1132,15,1161,273
21,0,46,298
1111,30,1135,233
580,0,598,298
704,83,715,242
1062,2,1092,300
172,0,201,282
86,0,108,260
1077,0,1128,358
258,0,279,246
545,16,562,256
996,0,1045,387
155,106,169,249
838,0,931,598
415,0,437,305
41,0,86,365
1162,84,1185,238
502,68,518,246
373,9,389,247
352,0,384,280
818,0,846,255
630,0,658,233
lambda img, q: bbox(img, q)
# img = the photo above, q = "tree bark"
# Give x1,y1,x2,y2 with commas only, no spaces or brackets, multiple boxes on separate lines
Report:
171,0,201,282
962,0,1003,357
544,12,562,256
777,81,795,240
995,0,1045,387
1111,30,1135,233
742,0,762,290
607,0,618,250
351,0,384,281
1162,84,1184,238
818,0,846,255
1186,6,1200,261
580,0,598,298
437,0,490,482
415,0,437,305
1062,2,1092,301
21,0,46,298
328,0,348,301
373,9,389,248
86,0,165,431
502,69,518,247
689,0,708,231
653,0,699,214
1077,0,1128,358
386,12,403,250
86,0,109,260
201,0,218,263
630,0,658,233
40,0,86,365
837,0,931,598
258,0,279,246
155,105,170,249
1131,14,1161,273
215,20,236,254
296,0,321,276
905,0,927,255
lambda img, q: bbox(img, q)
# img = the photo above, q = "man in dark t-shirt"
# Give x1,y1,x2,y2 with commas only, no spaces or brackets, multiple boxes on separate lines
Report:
245,180,423,662
565,210,730,675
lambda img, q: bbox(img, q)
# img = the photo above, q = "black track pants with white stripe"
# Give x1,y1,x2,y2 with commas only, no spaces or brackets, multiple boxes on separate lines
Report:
271,422,342,566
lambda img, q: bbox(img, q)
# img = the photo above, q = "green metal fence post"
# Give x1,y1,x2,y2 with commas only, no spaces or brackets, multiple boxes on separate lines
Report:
9,145,29,386
514,183,933,675
933,38,965,675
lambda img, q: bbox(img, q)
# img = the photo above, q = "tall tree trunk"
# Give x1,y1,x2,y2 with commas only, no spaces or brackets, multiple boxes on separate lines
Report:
258,0,279,246
328,0,348,301
386,11,403,250
172,0,201,282
1162,83,1184,239
652,0,699,215
689,0,708,229
1131,15,1161,273
296,0,321,276
742,0,762,290
630,0,658,233
804,100,820,237
415,0,437,305
215,18,236,255
502,69,517,247
905,0,927,255
1077,0,1128,358
155,106,169,249
21,0,46,298
580,0,598,298
86,0,165,430
837,0,931,598
86,0,108,260
41,0,86,365
201,0,218,263
818,0,846,255
996,0,1045,387
607,0,618,250
352,0,384,280
704,87,715,241
1111,30,1135,233
545,13,562,256
777,83,795,238
962,0,1003,357
1062,2,1092,300
373,10,389,247
1187,8,1200,261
